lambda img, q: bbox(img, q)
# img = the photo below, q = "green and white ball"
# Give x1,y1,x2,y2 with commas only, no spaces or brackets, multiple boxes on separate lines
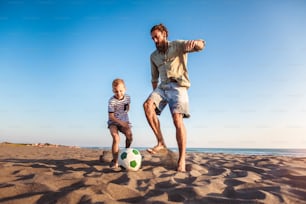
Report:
119,148,142,171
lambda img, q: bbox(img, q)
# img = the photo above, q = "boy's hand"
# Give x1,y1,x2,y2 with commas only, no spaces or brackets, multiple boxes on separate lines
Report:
121,121,130,128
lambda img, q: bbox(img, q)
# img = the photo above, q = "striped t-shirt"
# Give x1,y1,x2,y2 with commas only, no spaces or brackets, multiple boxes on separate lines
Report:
107,94,131,126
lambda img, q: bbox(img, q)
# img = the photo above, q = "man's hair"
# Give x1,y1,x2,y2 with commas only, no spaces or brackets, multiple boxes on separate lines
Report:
151,23,168,37
112,78,125,88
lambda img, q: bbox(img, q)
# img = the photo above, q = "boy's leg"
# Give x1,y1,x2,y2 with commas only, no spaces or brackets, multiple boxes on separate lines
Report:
121,126,133,148
109,125,120,167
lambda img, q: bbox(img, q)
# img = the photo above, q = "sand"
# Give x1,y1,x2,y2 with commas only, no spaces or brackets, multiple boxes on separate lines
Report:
0,143,306,204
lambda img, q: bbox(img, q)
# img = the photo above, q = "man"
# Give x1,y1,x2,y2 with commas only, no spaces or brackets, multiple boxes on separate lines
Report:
143,23,205,172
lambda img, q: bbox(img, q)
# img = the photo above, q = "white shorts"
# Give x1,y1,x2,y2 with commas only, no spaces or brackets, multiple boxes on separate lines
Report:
147,82,190,118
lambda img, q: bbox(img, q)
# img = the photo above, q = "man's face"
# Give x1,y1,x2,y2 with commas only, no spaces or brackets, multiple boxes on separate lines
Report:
151,29,167,50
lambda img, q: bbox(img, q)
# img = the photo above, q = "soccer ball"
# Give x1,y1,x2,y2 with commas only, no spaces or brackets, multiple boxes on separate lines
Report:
118,148,142,171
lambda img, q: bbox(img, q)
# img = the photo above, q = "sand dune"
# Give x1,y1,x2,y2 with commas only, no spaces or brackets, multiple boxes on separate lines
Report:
0,143,306,203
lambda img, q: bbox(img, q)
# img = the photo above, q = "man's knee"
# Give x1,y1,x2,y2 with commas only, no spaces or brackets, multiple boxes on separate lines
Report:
143,99,154,113
143,100,149,109
172,113,184,127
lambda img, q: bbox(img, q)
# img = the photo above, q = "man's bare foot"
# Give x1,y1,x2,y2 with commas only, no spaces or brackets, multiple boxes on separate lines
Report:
146,145,167,154
177,160,186,172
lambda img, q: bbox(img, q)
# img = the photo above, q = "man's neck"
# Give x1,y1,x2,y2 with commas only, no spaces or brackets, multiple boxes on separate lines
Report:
158,41,168,54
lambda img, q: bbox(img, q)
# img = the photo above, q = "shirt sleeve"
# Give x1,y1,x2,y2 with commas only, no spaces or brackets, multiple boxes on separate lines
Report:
182,39,205,53
108,98,115,113
150,54,159,84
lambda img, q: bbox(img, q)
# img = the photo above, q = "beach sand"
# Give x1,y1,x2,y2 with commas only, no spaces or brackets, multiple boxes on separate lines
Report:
0,143,306,204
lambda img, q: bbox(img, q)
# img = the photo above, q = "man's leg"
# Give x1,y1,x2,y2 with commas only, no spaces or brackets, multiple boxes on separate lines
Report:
172,113,186,172
143,99,166,151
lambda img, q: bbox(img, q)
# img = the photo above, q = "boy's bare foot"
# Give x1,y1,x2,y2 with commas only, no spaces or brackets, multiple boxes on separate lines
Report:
109,159,119,169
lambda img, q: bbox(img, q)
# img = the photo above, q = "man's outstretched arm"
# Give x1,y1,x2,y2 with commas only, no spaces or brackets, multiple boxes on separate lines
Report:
185,39,206,52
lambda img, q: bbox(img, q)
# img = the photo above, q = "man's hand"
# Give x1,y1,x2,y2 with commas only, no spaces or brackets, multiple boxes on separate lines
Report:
185,40,197,52
185,40,205,52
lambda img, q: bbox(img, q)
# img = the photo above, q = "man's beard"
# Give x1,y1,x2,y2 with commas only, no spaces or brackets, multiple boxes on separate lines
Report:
156,41,167,52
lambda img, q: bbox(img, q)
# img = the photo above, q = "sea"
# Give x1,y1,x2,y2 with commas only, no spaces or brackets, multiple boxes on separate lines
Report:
88,147,306,157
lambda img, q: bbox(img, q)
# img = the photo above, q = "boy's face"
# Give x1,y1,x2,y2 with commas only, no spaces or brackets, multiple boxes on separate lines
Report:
112,83,126,100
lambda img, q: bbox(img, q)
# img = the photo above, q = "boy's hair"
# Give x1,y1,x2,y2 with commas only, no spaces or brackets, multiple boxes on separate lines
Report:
151,23,168,38
112,78,125,88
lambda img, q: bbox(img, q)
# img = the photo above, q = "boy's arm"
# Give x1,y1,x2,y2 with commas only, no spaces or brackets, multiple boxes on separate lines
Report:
108,112,129,128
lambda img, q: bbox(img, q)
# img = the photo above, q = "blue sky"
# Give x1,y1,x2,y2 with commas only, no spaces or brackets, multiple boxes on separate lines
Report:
1,0,306,148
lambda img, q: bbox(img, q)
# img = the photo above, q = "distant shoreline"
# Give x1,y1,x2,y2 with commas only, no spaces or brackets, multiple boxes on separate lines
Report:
88,146,306,157
0,142,80,149
2,142,306,157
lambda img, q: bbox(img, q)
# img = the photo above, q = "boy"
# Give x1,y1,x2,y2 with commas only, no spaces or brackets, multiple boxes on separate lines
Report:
107,78,133,168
